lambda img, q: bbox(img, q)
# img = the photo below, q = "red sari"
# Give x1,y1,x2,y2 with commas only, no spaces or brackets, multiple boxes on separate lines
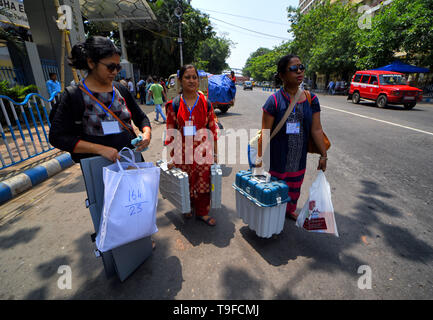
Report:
165,92,219,216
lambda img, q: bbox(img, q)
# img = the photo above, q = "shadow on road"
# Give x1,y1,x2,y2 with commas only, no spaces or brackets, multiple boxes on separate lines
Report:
164,204,236,249
239,179,433,276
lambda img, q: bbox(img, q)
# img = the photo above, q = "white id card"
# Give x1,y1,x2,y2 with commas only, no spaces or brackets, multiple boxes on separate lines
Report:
102,121,121,135
286,122,300,134
183,120,196,136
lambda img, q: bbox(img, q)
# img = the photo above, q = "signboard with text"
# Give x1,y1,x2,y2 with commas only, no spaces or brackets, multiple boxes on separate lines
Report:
0,0,29,28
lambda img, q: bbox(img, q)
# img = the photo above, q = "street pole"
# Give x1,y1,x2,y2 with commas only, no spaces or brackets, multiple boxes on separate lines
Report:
178,19,183,67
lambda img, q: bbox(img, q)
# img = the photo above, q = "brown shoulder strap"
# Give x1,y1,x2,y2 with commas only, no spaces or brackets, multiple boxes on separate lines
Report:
79,85,134,136
305,90,312,105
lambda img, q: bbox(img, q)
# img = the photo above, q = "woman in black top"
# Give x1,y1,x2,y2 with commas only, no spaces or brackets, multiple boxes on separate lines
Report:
49,36,151,162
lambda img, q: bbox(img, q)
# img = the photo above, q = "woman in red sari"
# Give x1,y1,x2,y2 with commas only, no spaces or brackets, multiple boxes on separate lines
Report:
165,65,219,226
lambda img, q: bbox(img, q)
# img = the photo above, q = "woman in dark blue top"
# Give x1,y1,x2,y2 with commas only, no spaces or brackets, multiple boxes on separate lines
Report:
259,54,328,220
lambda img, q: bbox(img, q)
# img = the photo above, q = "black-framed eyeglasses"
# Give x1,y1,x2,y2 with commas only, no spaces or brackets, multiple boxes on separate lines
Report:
288,64,305,72
99,62,122,72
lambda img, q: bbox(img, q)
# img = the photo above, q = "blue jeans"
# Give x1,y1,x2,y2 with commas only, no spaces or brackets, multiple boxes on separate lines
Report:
155,104,166,121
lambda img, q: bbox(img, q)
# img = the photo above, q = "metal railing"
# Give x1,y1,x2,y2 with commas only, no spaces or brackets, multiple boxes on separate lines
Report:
41,59,60,81
0,91,59,170
0,66,27,86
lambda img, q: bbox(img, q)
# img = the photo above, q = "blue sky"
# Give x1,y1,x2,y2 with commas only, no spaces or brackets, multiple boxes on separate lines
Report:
191,0,300,70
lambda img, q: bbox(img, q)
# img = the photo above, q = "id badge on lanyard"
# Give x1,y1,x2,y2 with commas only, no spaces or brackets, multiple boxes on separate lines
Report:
184,120,196,136
102,121,121,135
286,103,300,135
182,94,199,136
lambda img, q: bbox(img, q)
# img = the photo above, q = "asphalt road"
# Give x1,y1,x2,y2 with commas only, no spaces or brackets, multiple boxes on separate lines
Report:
0,88,432,300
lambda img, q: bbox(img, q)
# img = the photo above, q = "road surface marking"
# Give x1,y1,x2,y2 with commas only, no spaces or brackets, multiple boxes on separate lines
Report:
322,105,433,136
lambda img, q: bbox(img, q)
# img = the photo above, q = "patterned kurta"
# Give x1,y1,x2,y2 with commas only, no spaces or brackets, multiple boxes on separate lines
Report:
165,92,219,216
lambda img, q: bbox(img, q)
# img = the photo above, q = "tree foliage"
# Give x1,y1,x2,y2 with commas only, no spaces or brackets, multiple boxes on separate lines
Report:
244,0,433,82
194,34,233,74
243,43,292,82
84,0,228,78
355,0,433,70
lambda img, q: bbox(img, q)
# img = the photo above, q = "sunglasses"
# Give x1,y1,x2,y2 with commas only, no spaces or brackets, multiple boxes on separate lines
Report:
99,62,122,72
288,64,306,72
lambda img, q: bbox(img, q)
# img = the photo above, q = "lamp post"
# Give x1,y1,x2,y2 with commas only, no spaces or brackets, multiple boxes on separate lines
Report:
174,6,183,67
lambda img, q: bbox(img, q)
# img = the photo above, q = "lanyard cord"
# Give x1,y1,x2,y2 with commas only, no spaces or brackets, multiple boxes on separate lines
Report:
182,93,200,120
82,80,116,116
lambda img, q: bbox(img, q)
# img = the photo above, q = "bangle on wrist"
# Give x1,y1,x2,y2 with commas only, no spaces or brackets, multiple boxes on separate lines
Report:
320,156,328,160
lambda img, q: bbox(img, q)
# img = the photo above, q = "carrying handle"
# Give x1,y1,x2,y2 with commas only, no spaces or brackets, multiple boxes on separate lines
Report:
116,147,139,171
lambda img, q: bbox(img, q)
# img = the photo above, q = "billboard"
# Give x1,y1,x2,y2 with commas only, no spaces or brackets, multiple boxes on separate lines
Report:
0,0,29,28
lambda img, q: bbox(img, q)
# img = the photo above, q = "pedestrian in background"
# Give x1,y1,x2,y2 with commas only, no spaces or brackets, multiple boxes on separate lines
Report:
137,77,146,104
146,76,154,105
258,54,328,220
119,77,128,87
149,77,167,123
127,78,135,97
46,72,61,101
164,64,219,226
327,80,335,95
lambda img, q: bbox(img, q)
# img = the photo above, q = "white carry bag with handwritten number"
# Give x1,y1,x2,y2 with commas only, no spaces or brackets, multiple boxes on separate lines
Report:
296,170,339,237
96,148,160,252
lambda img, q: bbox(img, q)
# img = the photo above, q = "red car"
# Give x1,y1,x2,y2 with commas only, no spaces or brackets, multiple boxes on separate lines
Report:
348,70,423,109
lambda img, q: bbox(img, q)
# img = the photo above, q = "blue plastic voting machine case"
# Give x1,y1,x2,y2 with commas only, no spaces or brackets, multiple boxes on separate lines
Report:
233,170,290,238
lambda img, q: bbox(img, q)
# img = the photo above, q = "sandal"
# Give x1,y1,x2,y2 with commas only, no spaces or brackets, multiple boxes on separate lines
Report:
183,212,193,219
197,216,216,226
286,212,298,221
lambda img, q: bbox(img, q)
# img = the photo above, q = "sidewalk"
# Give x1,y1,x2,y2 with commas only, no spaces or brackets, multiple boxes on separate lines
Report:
0,102,160,206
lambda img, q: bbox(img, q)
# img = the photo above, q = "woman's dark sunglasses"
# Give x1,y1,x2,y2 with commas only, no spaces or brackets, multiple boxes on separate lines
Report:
288,64,306,72
99,62,122,72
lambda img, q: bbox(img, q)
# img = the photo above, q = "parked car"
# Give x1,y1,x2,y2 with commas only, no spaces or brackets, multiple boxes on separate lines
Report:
243,81,253,90
348,70,423,109
334,81,348,95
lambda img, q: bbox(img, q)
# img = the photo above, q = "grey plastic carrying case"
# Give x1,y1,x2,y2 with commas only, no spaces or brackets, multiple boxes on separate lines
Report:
210,164,222,209
156,160,191,214
80,151,153,282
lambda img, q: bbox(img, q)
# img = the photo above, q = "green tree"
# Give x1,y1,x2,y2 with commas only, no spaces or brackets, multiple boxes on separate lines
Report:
355,0,433,70
246,42,293,82
84,0,215,77
243,47,271,78
288,0,359,81
195,34,233,74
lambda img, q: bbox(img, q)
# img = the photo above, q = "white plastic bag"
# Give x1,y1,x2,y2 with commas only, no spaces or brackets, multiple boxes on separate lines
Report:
296,170,339,237
96,148,161,252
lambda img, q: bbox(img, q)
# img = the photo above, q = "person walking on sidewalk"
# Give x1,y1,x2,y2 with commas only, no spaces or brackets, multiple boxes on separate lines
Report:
164,64,219,226
257,54,328,221
149,77,167,123
48,35,155,248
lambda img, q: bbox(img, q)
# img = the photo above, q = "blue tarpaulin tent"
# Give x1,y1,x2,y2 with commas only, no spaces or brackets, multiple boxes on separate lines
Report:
207,74,236,104
373,60,430,73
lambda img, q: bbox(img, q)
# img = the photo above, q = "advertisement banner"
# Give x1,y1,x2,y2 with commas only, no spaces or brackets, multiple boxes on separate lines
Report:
0,0,29,28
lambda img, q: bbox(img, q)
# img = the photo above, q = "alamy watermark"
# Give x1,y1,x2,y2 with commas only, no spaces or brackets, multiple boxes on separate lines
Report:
56,4,72,30
357,265,372,290
57,265,72,290
357,0,394,30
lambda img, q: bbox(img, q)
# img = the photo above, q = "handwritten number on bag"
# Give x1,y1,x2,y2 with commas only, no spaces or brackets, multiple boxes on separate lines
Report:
126,188,146,216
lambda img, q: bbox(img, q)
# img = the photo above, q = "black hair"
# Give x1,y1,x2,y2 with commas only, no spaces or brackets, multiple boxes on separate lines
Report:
178,64,199,80
274,54,300,87
49,72,57,78
68,36,122,72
